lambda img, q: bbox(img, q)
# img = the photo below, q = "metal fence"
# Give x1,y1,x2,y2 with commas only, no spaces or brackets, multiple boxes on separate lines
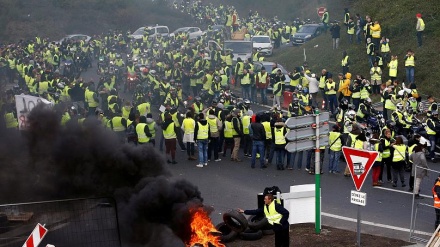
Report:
0,197,121,247
409,166,439,243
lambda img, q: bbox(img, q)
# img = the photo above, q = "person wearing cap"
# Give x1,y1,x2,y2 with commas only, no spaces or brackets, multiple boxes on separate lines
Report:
416,13,425,47
337,72,352,103
256,66,269,105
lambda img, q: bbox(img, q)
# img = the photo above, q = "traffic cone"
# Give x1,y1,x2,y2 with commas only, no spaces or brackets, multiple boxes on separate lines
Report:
321,100,326,110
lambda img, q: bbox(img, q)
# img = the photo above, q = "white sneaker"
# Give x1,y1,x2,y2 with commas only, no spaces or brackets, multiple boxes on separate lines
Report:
196,164,204,168
215,159,221,162
204,163,208,166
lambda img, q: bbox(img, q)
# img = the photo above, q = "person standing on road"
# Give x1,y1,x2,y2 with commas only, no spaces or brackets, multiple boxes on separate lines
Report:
256,66,269,105
238,194,290,247
416,13,425,47
182,111,196,161
272,119,287,170
328,125,342,173
371,134,383,186
410,144,428,199
391,136,407,188
162,112,178,164
194,113,210,168
250,114,267,169
433,174,440,230
207,109,222,162
231,109,243,162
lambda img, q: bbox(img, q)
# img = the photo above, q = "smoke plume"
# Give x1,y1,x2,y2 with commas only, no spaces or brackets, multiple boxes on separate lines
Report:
0,104,205,246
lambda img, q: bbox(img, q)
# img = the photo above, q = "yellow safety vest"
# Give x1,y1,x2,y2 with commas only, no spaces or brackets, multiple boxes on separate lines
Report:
262,121,272,139
242,116,250,134
329,131,342,151
147,122,156,138
264,202,283,225
382,139,391,158
197,122,209,140
136,123,150,143
325,81,336,95
405,56,415,67
163,122,176,139
426,119,436,135
319,76,326,89
85,90,99,107
384,95,396,110
111,117,125,132
183,118,195,134
381,43,390,53
274,127,286,145
392,145,406,162
289,73,301,87
370,67,382,81
360,86,370,99
389,60,398,77
341,56,349,67
137,102,151,115
193,103,204,113
241,74,251,85
224,121,233,138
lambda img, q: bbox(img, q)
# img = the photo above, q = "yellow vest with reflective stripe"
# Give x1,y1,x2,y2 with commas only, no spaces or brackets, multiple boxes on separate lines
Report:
122,106,131,119
289,73,300,87
381,43,390,53
385,95,396,110
224,121,233,138
405,56,415,67
197,122,209,140
262,121,272,139
389,60,398,77
147,122,156,138
329,131,342,151
325,81,336,95
382,139,391,158
371,67,382,81
193,103,204,113
319,76,326,88
242,116,250,134
241,74,251,85
136,123,150,143
137,102,151,116
274,127,286,145
426,119,436,135
264,201,283,225
392,145,406,162
360,87,370,99
258,72,268,85
163,122,176,139
207,118,218,134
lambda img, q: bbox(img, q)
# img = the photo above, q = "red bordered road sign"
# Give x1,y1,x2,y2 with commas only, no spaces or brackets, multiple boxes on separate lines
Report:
317,7,326,18
342,147,379,191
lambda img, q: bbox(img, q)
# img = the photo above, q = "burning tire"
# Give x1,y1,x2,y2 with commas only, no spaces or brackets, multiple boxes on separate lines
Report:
215,222,238,243
247,214,269,230
223,210,248,233
239,228,263,241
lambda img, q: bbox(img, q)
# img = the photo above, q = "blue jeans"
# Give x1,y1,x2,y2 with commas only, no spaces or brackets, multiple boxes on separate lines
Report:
306,149,313,169
287,151,303,169
327,94,337,114
275,148,285,166
198,140,208,164
328,150,341,172
242,85,251,100
250,86,257,103
260,88,267,104
251,141,265,168
429,135,436,159
406,67,415,84
368,55,375,68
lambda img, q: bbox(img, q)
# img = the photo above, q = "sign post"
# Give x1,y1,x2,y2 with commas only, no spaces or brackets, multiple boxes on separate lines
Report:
285,111,329,234
317,7,326,18
342,147,378,247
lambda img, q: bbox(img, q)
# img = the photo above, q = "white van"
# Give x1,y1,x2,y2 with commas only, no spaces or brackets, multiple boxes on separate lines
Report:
130,25,169,40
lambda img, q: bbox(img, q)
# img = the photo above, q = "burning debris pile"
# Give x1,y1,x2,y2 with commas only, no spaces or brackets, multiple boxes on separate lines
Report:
0,104,224,247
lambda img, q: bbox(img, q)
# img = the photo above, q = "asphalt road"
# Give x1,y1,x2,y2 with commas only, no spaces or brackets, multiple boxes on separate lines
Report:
77,63,440,243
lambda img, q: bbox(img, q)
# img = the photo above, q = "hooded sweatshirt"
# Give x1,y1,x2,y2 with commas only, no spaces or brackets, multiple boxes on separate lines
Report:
338,72,352,96
207,114,222,138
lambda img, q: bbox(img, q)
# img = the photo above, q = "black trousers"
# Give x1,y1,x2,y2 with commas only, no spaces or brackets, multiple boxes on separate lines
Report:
275,228,290,247
436,208,440,230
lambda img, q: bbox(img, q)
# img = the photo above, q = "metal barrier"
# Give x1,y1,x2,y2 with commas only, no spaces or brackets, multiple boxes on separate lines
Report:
0,197,121,247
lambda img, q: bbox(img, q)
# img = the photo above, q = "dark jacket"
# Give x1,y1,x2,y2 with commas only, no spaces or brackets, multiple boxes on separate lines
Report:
250,122,266,141
194,119,210,140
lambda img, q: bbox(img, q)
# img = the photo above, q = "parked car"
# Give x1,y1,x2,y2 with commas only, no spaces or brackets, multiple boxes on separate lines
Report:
169,27,203,40
129,25,169,40
291,24,324,45
251,35,273,56
253,61,291,92
57,34,91,44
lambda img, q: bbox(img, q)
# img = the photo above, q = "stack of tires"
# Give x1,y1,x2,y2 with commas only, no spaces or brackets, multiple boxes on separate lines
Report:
215,210,274,244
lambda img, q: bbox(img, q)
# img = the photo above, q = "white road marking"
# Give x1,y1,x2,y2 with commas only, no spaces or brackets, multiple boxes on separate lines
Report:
374,186,431,198
321,212,432,236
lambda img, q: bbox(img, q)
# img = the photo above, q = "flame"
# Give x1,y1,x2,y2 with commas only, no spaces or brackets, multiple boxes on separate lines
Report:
187,208,225,247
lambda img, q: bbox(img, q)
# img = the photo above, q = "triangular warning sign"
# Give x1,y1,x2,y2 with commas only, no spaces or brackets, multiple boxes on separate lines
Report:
342,147,378,191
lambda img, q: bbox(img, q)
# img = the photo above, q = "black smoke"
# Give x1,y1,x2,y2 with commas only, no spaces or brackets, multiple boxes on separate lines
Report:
0,104,205,246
